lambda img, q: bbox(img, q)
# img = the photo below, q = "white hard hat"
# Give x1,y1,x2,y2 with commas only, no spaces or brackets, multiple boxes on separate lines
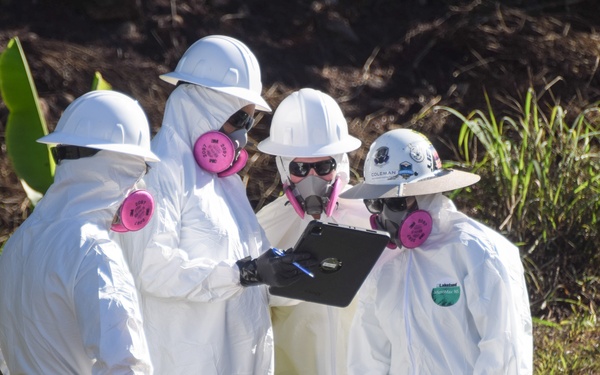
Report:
160,35,271,112
340,129,480,199
37,91,159,162
258,88,361,157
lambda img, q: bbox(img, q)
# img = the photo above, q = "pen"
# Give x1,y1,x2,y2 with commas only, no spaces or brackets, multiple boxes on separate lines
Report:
271,248,315,278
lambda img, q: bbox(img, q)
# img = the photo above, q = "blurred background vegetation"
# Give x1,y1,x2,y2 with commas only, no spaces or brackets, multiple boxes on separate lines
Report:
1,0,599,372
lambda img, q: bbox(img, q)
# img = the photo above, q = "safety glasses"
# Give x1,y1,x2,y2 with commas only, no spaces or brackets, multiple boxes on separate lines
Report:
289,158,337,177
363,197,409,214
51,145,100,164
227,110,255,130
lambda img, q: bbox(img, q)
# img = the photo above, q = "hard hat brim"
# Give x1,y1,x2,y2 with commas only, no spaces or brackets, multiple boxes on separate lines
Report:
160,72,272,112
257,136,361,157
339,169,480,199
37,132,160,162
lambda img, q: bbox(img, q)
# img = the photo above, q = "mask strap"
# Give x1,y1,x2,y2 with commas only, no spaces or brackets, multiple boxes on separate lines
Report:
283,183,306,219
369,214,397,249
324,177,341,217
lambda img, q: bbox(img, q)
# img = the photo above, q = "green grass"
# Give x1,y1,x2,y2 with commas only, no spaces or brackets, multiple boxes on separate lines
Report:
435,87,600,320
433,86,600,373
533,314,600,374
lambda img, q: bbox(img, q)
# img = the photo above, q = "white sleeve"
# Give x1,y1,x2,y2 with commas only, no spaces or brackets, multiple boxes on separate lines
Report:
74,242,152,375
119,168,246,303
0,346,9,375
132,220,243,302
347,271,391,375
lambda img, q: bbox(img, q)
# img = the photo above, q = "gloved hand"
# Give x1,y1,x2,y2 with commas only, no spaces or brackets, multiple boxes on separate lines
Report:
236,248,316,287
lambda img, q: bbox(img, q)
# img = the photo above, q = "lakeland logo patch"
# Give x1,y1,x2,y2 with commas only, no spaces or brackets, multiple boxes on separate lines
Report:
431,280,461,307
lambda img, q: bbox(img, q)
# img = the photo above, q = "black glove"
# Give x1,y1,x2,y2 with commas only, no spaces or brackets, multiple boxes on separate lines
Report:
237,248,316,287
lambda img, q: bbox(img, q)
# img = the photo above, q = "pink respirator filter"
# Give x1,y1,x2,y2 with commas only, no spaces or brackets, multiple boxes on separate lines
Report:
193,131,248,177
194,131,236,173
111,190,155,232
324,178,341,217
217,149,248,177
398,210,432,249
284,184,305,219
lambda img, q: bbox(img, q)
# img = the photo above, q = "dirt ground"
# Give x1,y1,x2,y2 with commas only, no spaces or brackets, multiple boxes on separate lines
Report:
1,0,600,249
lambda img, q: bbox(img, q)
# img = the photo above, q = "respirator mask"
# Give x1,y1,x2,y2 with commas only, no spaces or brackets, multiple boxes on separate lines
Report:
365,196,432,249
193,110,254,177
283,158,341,218
111,165,155,232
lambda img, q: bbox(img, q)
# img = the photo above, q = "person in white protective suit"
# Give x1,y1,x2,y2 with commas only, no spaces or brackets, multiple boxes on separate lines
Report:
0,90,158,374
117,35,316,375
340,128,533,374
256,88,374,374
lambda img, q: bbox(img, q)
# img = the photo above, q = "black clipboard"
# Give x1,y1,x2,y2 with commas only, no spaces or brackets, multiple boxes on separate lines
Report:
269,220,390,307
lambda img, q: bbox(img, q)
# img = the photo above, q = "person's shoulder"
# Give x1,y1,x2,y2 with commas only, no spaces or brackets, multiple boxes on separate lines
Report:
80,221,111,243
455,217,522,261
80,227,125,258
144,150,192,195
468,218,515,246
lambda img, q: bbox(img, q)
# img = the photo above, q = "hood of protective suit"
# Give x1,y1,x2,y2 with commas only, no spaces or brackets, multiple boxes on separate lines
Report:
36,151,148,224
409,193,455,246
162,84,253,149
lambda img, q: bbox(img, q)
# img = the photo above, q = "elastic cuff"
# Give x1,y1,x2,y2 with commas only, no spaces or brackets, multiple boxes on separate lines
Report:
236,256,262,286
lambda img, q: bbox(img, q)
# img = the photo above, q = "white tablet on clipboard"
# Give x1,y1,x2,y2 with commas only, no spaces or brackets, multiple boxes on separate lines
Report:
269,220,390,307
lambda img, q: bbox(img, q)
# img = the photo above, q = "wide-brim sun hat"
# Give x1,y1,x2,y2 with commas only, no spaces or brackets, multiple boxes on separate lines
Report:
340,128,480,199
340,168,481,199
160,35,271,112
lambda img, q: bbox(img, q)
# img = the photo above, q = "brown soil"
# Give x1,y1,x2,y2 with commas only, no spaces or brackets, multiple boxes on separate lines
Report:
1,0,600,316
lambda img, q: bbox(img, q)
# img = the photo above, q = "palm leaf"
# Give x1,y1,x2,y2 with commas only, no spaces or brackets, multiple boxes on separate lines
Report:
0,37,55,203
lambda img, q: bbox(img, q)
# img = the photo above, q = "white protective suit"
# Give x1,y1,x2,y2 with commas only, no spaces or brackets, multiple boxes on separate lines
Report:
257,154,376,375
348,193,533,375
0,349,7,375
0,152,152,375
119,84,273,374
